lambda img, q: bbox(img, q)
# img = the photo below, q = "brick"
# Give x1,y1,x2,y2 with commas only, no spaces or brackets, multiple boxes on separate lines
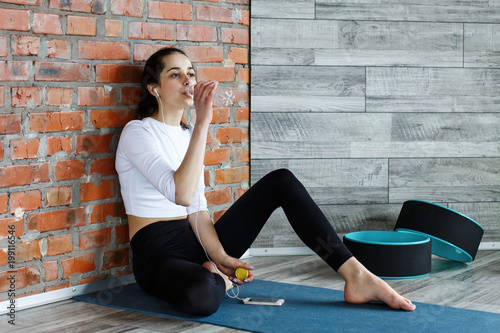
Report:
206,188,231,206
215,127,247,144
235,187,248,201
45,282,70,292
43,261,58,281
111,0,143,17
213,209,226,223
129,22,174,41
121,87,141,105
15,239,42,263
28,207,85,232
49,0,104,13
114,224,129,244
79,274,106,285
45,186,72,207
0,142,3,161
46,234,73,256
0,266,40,293
197,5,234,23
89,202,126,224
214,166,249,185
105,19,123,37
235,106,249,122
176,24,217,42
197,67,235,82
90,157,117,175
228,47,248,64
35,62,91,82
76,134,114,154
12,86,42,107
239,9,250,26
204,148,230,165
46,87,72,106
149,2,192,20
62,253,95,279
11,190,41,214
54,159,85,181
95,64,142,83
78,41,130,60
0,37,6,57
91,109,134,129
47,136,72,155
211,107,230,124
227,0,249,4
33,13,63,35
221,28,249,45
0,163,49,188
46,39,72,59
238,68,249,84
29,111,85,132
10,138,40,160
67,15,97,36
0,218,23,238
183,46,224,63
0,8,29,31
0,61,29,81
12,35,40,56
79,228,111,250
0,114,22,134
102,247,129,270
133,44,168,61
78,87,118,106
0,193,7,214
233,146,249,163
80,180,115,202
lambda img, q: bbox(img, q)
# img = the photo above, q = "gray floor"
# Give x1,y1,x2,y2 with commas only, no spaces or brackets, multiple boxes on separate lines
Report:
3,250,500,332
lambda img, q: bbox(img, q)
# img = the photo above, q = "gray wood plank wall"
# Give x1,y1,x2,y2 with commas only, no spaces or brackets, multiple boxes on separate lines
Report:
250,0,500,248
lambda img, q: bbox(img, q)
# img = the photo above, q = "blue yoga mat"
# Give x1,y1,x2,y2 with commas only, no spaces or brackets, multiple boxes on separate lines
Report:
73,279,500,333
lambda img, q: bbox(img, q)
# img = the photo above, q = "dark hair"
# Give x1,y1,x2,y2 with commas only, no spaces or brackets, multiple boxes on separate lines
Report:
136,47,189,129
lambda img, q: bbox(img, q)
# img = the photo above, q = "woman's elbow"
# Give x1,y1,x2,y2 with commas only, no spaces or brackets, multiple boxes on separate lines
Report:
175,192,192,207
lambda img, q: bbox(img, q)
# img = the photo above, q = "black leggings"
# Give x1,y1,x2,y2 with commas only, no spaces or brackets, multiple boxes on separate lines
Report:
130,169,353,316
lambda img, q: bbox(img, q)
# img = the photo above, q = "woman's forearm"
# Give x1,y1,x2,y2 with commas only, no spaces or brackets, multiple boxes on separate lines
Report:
187,211,227,264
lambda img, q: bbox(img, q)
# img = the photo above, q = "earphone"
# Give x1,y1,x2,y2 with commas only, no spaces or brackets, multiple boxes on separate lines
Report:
154,88,159,97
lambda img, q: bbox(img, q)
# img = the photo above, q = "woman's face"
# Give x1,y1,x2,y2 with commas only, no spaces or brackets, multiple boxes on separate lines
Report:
157,52,196,109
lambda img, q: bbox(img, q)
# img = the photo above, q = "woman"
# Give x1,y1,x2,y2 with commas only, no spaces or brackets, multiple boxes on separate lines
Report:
115,47,416,316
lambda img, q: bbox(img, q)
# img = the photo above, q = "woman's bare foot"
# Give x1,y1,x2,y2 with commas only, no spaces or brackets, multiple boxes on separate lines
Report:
338,257,416,311
202,261,232,291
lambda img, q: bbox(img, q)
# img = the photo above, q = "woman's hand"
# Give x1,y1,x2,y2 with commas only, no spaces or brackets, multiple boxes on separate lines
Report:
216,255,254,285
192,80,217,126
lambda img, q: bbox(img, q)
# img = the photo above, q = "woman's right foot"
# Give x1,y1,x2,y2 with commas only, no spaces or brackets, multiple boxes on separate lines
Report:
338,257,416,311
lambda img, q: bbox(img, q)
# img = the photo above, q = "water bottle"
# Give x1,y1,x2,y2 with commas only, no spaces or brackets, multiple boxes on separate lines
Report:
187,83,235,107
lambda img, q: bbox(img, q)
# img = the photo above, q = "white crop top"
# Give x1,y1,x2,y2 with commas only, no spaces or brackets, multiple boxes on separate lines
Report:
115,117,208,218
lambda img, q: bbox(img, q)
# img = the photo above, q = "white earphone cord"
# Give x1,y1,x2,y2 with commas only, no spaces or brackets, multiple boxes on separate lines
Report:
156,91,242,300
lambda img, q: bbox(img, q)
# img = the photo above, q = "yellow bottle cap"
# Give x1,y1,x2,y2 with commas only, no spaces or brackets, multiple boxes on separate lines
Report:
235,267,249,280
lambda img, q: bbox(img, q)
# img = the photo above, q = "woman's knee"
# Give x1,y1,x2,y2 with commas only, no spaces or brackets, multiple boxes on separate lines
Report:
181,273,226,316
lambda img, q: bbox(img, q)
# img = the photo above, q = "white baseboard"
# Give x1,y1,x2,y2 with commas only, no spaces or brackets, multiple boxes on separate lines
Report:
2,242,497,315
0,274,136,315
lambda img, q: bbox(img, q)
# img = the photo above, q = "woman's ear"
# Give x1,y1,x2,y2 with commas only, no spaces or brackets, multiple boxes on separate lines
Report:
147,85,159,97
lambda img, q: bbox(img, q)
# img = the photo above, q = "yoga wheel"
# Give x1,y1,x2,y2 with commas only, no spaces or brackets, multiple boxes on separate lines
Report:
395,200,484,262
343,231,431,279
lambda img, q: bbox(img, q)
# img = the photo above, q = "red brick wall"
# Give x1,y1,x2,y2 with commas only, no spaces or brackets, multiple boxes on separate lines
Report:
0,0,249,299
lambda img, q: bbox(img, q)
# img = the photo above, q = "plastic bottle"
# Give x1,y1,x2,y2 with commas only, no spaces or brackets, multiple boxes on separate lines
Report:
187,83,235,107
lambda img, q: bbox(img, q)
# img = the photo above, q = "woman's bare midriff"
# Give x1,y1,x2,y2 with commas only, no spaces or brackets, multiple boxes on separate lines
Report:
127,214,187,241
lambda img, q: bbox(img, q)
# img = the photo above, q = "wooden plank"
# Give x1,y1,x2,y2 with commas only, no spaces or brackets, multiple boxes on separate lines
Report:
251,0,315,19
252,19,463,67
388,158,500,202
251,113,500,159
250,113,391,159
465,23,500,68
316,0,500,23
251,66,365,112
250,159,389,204
251,48,316,66
367,67,500,112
